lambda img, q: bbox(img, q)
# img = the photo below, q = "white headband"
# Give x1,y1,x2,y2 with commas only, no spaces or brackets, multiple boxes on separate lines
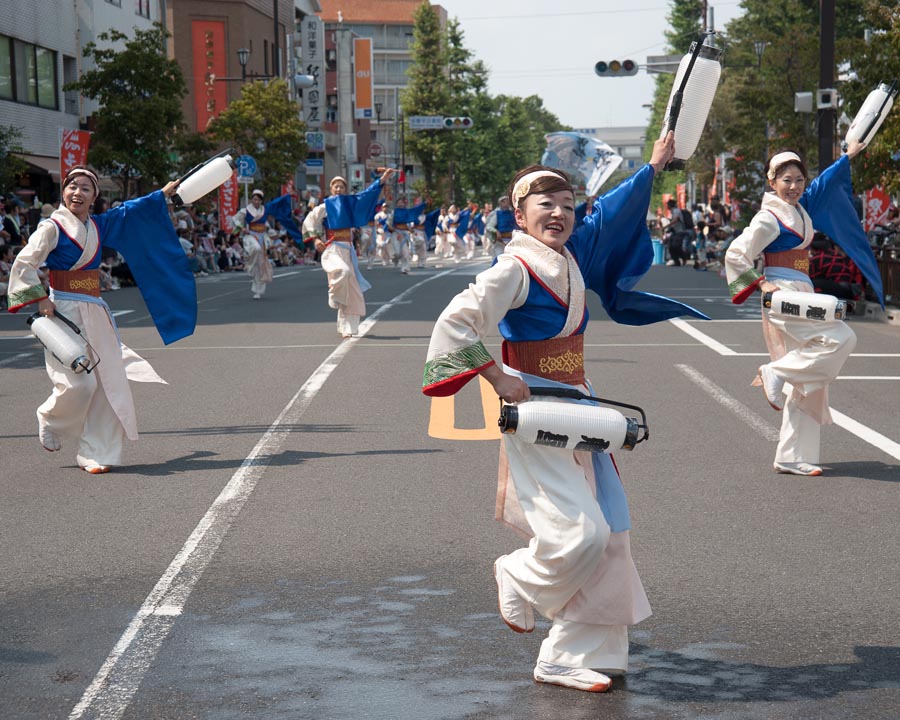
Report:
767,152,802,180
511,170,567,204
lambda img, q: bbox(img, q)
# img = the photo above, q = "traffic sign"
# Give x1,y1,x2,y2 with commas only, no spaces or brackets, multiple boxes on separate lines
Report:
236,155,257,177
408,115,444,131
368,142,385,159
305,131,325,152
305,158,324,176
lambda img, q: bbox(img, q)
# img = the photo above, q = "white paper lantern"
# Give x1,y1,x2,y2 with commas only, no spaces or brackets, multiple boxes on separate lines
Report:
659,42,723,167
844,80,898,150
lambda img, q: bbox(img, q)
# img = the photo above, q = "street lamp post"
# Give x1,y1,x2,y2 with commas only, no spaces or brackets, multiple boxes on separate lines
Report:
753,40,769,189
237,47,250,83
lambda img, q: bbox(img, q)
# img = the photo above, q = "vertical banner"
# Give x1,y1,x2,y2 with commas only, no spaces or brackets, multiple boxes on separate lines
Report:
676,183,686,208
192,21,227,130
353,37,373,120
281,178,297,202
218,169,239,232
864,186,891,232
301,15,325,128
59,128,91,181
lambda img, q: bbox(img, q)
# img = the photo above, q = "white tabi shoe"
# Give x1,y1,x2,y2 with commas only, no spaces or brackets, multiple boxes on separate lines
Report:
493,556,534,633
758,364,785,411
774,461,823,476
38,412,61,452
533,661,612,693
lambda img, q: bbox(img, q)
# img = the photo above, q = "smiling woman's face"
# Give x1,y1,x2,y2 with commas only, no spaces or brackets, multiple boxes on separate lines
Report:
62,177,98,221
514,190,575,252
769,164,806,206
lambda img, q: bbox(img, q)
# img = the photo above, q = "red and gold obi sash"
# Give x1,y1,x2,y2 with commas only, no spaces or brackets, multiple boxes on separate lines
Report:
248,222,267,232
764,248,809,274
502,335,585,386
325,227,353,246
48,269,101,298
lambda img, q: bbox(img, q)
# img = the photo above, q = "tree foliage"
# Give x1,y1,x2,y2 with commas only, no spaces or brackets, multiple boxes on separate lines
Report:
65,24,186,198
207,79,307,198
0,124,27,195
842,0,900,195
402,2,567,206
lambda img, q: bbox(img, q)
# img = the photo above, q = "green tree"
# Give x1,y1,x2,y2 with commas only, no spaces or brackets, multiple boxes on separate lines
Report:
0,124,27,195
403,1,452,201
65,24,186,198
842,0,900,195
402,6,567,206
698,0,867,215
207,79,306,198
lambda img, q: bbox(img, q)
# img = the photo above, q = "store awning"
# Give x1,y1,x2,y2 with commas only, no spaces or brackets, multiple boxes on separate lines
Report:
16,153,61,181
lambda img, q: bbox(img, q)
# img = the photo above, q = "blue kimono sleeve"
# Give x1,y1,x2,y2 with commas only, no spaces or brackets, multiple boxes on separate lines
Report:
800,155,884,307
568,165,708,325
95,191,197,345
265,194,304,243
325,179,383,229
455,209,470,239
424,208,441,239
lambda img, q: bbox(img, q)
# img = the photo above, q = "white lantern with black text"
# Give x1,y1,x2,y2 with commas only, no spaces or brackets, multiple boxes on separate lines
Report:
659,40,722,169
843,80,898,151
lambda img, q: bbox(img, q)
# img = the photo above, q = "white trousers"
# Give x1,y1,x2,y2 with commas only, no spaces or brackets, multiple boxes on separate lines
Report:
39,354,126,467
500,437,632,669
767,317,856,464
538,619,629,672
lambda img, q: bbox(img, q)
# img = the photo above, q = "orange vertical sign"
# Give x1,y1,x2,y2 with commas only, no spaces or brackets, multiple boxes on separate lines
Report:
192,21,227,130
353,37,374,120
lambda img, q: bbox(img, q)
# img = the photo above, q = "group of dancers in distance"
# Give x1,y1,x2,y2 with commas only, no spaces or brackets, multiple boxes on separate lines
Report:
8,117,883,692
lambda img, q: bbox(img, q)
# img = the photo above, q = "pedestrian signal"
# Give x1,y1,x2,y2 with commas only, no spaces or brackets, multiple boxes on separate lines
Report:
442,116,474,129
594,59,638,77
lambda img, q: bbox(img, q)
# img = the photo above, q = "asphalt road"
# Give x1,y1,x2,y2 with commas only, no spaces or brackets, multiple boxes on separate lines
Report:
1,255,899,720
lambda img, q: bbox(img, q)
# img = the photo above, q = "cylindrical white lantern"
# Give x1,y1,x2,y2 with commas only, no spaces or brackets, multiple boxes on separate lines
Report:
659,42,723,167
172,154,236,208
28,313,95,373
844,80,898,149
499,401,640,452
763,290,847,322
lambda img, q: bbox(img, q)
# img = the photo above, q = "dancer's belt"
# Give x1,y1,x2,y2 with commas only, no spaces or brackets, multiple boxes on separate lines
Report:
764,249,809,273
248,222,267,232
499,231,513,240
48,269,101,298
502,335,585,386
325,228,352,246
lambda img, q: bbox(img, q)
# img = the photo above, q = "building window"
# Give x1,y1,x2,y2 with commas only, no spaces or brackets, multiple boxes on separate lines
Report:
0,36,12,100
2,35,58,109
63,55,78,115
106,0,122,6
136,0,150,18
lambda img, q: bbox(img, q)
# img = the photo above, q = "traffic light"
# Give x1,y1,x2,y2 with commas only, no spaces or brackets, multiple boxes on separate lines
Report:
442,116,474,130
594,59,638,77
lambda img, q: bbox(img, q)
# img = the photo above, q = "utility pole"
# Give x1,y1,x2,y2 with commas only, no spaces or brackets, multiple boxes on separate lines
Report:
818,0,836,171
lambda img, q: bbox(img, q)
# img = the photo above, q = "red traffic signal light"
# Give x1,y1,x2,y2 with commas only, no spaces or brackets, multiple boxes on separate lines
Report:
594,59,638,77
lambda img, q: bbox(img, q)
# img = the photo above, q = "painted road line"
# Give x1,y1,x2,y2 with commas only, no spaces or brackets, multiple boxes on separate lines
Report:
67,269,456,720
668,318,738,356
669,320,900,358
0,351,33,367
676,364,780,442
830,409,900,461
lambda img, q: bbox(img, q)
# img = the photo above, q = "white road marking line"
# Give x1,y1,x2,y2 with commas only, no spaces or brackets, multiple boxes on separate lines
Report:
668,318,738,356
830,409,900,461
0,351,32,367
676,364,780,441
837,376,900,380
668,319,900,358
67,269,456,720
